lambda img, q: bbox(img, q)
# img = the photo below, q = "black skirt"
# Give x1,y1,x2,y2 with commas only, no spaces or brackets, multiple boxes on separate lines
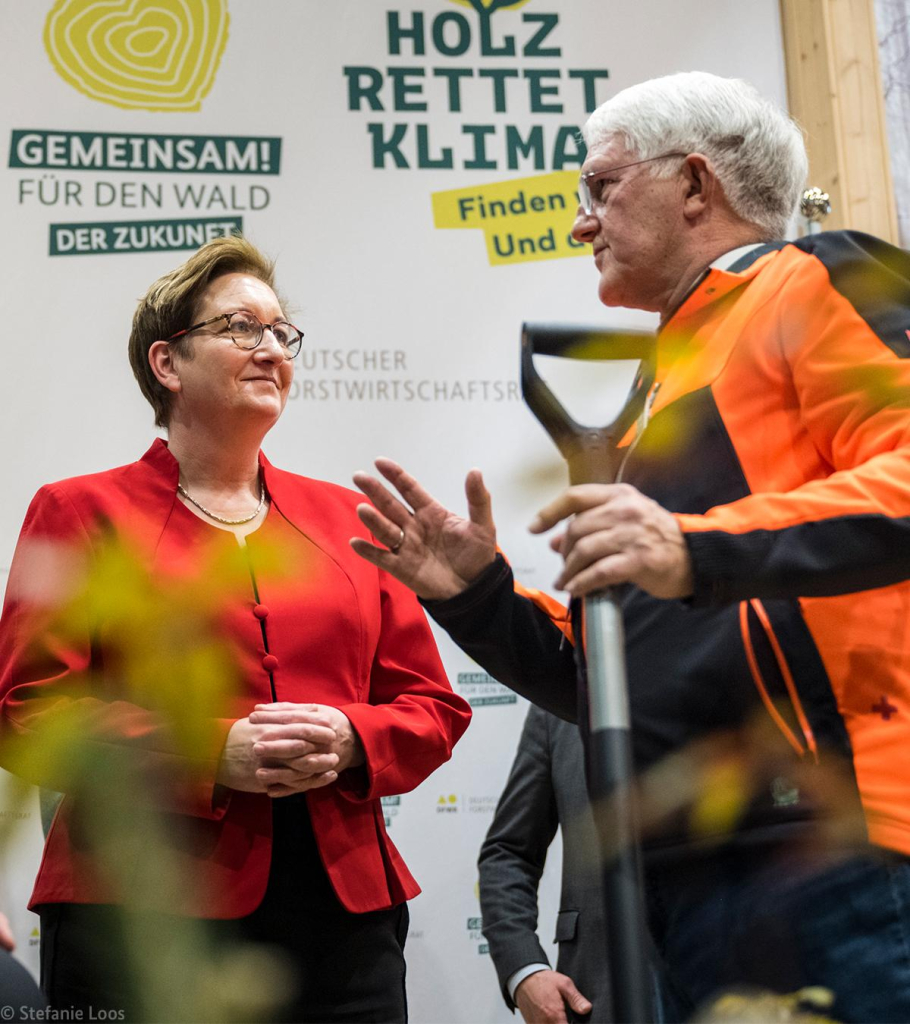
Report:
39,794,408,1023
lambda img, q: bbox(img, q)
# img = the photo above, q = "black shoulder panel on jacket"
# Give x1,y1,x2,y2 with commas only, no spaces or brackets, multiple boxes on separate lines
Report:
726,241,787,273
790,231,910,358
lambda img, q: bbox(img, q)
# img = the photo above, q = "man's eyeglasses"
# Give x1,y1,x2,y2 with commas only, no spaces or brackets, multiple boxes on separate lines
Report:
167,310,304,360
578,152,688,215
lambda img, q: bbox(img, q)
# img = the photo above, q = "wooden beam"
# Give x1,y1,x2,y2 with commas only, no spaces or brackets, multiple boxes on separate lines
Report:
780,0,898,241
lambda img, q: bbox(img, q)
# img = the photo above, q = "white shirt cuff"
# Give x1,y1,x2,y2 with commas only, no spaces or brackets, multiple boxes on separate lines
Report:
507,963,550,1002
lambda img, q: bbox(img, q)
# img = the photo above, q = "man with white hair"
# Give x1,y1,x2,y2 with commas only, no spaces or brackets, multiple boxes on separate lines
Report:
353,72,910,1021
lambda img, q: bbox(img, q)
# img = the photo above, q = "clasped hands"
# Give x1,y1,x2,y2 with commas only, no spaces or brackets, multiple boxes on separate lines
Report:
350,459,693,601
217,702,365,798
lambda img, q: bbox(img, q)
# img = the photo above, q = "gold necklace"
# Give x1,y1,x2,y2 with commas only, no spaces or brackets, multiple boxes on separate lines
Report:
177,478,266,525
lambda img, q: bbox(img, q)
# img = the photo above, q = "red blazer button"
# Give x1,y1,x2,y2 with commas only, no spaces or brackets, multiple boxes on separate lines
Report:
253,604,269,619
262,654,279,672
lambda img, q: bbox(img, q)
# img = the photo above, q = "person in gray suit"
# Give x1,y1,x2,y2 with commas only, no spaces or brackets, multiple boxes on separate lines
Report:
479,705,609,1023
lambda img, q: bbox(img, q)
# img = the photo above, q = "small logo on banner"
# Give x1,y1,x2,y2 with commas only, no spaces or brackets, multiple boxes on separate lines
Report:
436,793,497,817
44,0,230,112
381,794,402,827
466,916,488,953
437,794,459,814
457,671,517,707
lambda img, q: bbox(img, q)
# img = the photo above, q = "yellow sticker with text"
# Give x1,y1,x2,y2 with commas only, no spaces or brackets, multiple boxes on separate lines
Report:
432,170,586,266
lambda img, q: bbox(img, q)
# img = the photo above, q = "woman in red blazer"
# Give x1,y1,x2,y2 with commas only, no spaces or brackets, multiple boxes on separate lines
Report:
0,236,470,1022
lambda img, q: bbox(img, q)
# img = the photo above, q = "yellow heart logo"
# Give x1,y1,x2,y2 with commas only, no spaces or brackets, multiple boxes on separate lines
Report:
44,0,230,112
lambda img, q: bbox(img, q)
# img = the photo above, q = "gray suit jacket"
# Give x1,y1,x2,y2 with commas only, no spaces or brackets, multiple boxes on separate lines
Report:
478,705,610,1019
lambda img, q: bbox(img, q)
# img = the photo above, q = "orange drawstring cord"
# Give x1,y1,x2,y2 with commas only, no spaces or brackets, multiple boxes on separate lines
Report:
739,600,817,761
749,598,819,763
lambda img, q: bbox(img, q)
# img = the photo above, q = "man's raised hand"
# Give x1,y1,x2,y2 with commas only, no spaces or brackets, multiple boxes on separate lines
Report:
351,458,497,600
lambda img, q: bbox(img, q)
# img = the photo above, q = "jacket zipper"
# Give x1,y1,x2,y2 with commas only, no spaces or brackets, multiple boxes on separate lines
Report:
616,382,661,483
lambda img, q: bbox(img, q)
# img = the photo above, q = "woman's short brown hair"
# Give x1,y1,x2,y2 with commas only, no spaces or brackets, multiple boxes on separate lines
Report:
129,235,278,428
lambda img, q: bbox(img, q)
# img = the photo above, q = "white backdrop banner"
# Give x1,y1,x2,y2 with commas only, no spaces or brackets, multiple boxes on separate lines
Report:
0,2,788,1020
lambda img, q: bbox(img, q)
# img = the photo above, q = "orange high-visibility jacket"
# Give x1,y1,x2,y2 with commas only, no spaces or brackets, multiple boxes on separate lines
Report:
428,232,910,858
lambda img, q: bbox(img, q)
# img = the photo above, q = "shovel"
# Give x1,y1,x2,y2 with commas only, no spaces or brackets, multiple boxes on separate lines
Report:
521,322,657,1024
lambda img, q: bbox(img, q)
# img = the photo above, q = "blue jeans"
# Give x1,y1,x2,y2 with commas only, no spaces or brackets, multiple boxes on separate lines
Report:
646,847,910,1023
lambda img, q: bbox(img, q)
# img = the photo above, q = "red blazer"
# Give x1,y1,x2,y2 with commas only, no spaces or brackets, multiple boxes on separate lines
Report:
0,440,470,917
